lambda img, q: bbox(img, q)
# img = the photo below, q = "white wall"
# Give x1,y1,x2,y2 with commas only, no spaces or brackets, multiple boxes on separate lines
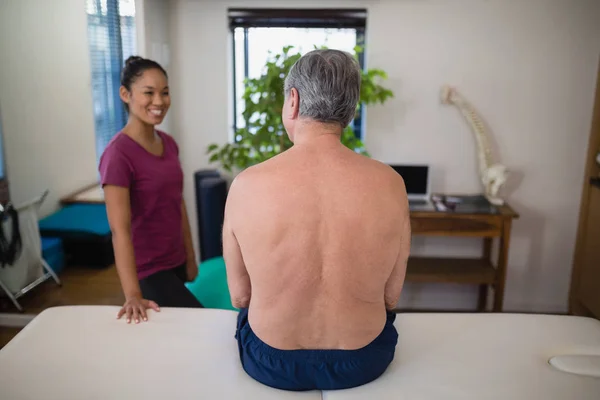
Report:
0,0,98,217
167,0,600,313
364,0,600,312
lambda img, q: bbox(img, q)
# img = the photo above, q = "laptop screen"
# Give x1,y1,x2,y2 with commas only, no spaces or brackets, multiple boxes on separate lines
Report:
389,165,429,196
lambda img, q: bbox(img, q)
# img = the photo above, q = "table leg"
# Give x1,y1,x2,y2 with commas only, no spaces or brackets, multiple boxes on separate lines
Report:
493,220,512,312
478,238,493,311
483,237,492,259
477,285,488,311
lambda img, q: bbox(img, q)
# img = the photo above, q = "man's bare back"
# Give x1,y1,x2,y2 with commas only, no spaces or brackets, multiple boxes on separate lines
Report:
224,135,410,351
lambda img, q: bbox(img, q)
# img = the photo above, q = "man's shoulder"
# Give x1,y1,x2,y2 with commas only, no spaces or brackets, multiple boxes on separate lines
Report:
356,156,405,184
227,155,287,202
234,153,284,180
228,165,259,195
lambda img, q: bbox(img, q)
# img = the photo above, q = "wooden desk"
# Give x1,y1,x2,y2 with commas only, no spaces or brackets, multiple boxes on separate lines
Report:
407,203,519,312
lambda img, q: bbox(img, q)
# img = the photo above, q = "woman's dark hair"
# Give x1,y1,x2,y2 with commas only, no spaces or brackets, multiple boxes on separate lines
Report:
121,56,168,110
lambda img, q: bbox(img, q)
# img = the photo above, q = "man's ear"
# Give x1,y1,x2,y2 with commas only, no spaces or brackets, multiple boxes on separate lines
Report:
289,87,300,119
119,86,130,107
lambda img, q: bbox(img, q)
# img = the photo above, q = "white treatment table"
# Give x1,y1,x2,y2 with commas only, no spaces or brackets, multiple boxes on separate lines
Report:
1,306,599,400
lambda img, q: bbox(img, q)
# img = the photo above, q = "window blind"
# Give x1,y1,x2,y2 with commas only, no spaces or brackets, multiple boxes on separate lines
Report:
228,8,367,29
86,0,136,163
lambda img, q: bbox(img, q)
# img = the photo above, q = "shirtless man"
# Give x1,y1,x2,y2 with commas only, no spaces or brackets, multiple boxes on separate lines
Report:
223,49,411,391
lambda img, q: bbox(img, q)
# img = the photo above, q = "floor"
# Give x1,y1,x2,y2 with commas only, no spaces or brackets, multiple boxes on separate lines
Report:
0,265,123,349
0,327,22,350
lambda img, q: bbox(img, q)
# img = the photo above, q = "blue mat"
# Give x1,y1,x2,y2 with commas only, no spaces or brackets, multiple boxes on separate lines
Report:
42,237,65,274
39,204,110,237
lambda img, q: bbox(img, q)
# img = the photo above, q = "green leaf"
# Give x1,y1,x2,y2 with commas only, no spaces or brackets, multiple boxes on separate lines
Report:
206,143,218,153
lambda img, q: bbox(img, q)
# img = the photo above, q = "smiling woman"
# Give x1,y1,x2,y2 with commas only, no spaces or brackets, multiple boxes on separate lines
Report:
98,56,203,323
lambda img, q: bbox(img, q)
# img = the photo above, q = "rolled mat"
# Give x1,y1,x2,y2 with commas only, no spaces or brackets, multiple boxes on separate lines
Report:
193,170,227,262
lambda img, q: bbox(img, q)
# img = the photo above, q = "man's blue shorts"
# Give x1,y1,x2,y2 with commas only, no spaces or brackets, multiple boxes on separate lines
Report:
235,307,398,391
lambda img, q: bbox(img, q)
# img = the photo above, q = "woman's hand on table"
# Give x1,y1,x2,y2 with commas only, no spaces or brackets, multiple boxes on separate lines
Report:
117,296,160,323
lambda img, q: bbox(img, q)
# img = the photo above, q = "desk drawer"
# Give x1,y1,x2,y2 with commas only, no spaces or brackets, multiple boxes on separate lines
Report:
410,214,503,237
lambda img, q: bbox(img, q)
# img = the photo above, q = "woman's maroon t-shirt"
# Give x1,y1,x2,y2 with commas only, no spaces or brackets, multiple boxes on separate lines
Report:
99,130,186,280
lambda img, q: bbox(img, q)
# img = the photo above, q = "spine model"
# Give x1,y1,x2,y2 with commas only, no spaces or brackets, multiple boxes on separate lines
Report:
441,85,508,205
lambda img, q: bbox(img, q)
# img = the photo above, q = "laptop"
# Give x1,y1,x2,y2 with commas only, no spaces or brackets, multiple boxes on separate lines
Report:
389,164,431,207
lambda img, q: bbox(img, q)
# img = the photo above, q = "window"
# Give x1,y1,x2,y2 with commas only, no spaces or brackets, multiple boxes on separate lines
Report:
86,0,136,163
229,9,367,140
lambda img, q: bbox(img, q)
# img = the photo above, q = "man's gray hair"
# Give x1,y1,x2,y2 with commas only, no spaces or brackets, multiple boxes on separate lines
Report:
283,49,361,128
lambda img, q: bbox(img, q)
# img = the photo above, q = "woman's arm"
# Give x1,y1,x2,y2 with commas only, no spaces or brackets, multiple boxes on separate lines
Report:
104,185,159,322
181,199,198,281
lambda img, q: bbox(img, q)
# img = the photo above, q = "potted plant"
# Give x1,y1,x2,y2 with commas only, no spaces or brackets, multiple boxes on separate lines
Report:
207,45,394,173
